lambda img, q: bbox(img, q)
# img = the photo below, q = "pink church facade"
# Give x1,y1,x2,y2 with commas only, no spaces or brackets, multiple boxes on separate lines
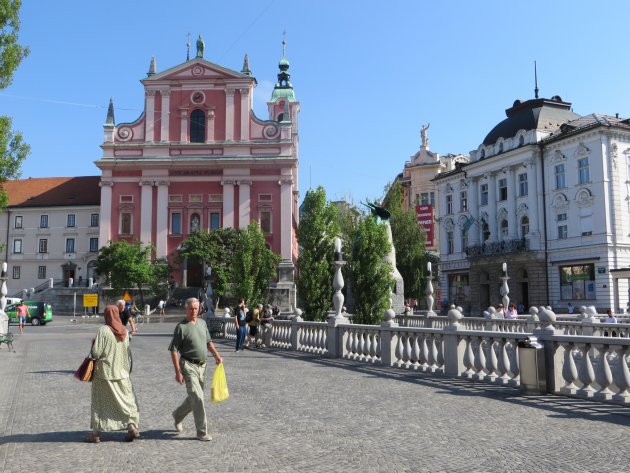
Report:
96,37,299,287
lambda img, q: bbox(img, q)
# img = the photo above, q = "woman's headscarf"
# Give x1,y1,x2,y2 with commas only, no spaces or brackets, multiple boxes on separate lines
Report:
104,305,127,341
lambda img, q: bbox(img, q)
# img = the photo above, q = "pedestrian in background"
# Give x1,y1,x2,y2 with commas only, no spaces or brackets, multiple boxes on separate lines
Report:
158,299,166,316
246,303,262,348
234,298,248,351
260,304,274,348
169,297,222,441
505,303,518,319
16,300,29,335
86,305,139,443
117,300,137,337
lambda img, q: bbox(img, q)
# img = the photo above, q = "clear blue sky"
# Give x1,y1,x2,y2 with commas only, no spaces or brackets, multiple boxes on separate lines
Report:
3,1,630,204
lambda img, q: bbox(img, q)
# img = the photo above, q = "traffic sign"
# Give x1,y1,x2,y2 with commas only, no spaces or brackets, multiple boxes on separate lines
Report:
83,294,98,307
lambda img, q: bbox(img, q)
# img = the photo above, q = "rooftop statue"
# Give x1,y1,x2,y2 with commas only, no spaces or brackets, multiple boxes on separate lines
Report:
421,123,430,148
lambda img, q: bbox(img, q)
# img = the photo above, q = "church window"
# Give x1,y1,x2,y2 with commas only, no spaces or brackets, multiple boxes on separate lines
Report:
171,212,182,235
555,164,566,189
498,178,507,201
190,109,206,143
480,184,488,206
121,213,132,234
446,194,453,214
578,158,590,184
518,173,528,196
521,216,529,237
260,211,272,234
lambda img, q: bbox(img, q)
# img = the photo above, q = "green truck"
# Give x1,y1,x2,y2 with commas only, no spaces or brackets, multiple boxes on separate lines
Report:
6,301,53,326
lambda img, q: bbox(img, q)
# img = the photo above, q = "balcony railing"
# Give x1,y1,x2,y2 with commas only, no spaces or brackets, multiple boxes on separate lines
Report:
465,238,528,257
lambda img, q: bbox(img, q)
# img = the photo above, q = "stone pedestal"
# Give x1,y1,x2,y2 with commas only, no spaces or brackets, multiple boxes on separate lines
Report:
267,260,297,313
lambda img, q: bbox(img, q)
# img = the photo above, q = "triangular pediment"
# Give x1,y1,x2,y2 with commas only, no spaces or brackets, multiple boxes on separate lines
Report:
143,58,252,83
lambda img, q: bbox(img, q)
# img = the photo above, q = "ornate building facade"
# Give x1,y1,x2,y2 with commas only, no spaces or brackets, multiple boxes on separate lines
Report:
95,37,300,289
434,95,630,314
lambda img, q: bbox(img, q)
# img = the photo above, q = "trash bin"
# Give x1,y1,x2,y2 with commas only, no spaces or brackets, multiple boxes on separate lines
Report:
517,336,546,395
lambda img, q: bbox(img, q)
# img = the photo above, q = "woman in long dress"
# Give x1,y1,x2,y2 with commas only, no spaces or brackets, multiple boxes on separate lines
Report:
85,305,140,442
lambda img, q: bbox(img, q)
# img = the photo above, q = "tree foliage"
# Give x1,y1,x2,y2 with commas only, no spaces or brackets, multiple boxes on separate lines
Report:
179,228,239,306
296,186,340,321
95,240,171,306
0,0,30,214
384,180,428,300
231,222,281,305
351,215,393,325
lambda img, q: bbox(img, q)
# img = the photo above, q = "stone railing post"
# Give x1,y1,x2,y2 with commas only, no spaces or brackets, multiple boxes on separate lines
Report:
291,309,303,351
580,306,601,336
326,316,346,359
222,307,231,338
380,305,398,366
442,307,466,376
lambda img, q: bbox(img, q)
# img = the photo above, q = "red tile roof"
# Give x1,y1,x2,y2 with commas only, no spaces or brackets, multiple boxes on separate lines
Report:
1,176,101,207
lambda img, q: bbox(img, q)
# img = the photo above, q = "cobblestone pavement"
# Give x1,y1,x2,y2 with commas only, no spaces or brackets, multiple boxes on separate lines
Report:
1,319,629,473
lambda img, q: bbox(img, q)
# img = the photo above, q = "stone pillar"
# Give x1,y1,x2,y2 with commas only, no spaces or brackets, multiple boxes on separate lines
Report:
140,181,153,245
468,177,479,245
99,181,113,246
160,89,170,142
225,88,235,141
280,177,293,261
239,88,250,141
155,181,169,258
180,109,189,143
206,110,215,143
507,167,517,238
145,90,156,143
222,180,235,228
238,180,251,228
487,174,497,242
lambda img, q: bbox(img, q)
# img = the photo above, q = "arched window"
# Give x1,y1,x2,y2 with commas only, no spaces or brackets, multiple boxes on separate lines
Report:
277,113,284,122
190,109,206,143
482,219,490,242
500,219,508,239
521,216,529,237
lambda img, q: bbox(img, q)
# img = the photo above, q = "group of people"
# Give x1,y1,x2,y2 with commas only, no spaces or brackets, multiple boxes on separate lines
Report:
86,297,222,443
483,303,519,319
233,299,275,351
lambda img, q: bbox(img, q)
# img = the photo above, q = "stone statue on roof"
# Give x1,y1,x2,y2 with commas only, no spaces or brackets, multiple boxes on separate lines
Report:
196,35,205,58
421,123,430,148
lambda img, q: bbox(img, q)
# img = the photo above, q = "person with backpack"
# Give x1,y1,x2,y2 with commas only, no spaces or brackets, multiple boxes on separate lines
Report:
233,298,248,351
245,303,262,348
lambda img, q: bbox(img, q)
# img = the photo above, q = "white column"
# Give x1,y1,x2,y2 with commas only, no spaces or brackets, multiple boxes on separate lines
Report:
527,158,539,235
507,167,517,238
180,109,188,143
206,110,215,143
238,180,251,228
225,88,235,141
240,88,250,141
487,174,497,242
160,90,170,142
145,90,156,143
99,181,113,247
468,178,479,245
222,180,235,228
155,181,169,258
280,178,293,261
140,181,153,245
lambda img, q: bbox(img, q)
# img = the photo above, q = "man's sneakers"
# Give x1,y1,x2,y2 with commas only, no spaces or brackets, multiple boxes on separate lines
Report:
197,432,212,441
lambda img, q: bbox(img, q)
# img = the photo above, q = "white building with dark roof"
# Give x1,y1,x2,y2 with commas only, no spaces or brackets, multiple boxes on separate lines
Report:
434,95,630,314
0,176,101,293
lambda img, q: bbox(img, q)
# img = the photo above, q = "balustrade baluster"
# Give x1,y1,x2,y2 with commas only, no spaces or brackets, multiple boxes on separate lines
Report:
427,336,439,372
403,334,412,367
395,332,404,367
498,339,511,384
344,330,352,358
474,338,487,380
614,346,630,403
435,336,444,370
560,343,579,395
420,334,430,371
412,334,421,370
578,343,597,398
595,344,614,400
510,338,520,384
361,331,370,361
463,336,475,378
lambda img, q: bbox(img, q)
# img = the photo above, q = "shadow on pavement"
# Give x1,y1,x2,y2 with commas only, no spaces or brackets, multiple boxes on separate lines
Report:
1,429,177,444
213,339,630,428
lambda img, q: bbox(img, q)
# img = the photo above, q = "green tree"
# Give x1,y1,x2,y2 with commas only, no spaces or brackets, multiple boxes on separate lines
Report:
231,222,281,305
351,215,393,324
296,186,339,321
179,228,239,307
384,180,428,300
95,240,171,306
0,1,30,218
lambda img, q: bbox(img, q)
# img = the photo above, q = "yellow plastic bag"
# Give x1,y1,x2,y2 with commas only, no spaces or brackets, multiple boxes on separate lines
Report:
210,362,229,403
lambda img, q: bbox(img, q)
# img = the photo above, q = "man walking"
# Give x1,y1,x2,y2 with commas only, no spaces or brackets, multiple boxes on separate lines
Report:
16,300,29,334
169,297,223,441
117,300,137,336
233,298,248,351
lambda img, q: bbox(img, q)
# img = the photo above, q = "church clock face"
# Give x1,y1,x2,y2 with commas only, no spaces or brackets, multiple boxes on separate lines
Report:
191,91,205,104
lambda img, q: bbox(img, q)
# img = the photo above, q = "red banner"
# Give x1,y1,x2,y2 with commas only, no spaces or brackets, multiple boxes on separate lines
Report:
416,205,434,246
